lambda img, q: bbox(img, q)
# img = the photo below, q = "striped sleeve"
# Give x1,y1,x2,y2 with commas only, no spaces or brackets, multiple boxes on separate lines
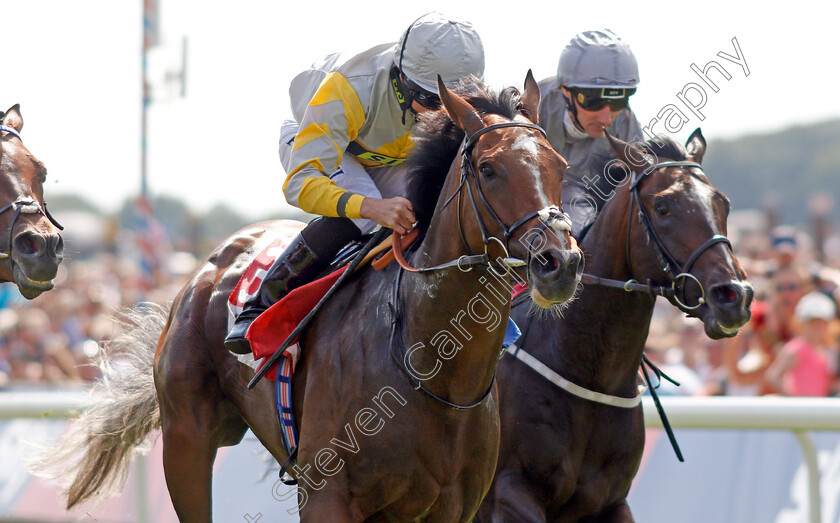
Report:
282,72,367,218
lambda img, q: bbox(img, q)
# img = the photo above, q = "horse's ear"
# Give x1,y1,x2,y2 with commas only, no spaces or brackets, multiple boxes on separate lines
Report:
604,130,652,173
685,128,706,164
1,104,23,133
521,70,540,124
438,75,484,136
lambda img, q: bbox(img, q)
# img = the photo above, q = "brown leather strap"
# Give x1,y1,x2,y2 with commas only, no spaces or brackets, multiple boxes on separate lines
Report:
392,228,421,272
363,228,420,271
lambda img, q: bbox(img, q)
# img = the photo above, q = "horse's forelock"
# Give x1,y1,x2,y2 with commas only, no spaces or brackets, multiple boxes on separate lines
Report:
406,78,526,235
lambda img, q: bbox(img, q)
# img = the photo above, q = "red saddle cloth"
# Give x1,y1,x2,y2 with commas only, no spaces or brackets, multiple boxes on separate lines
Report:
245,264,348,379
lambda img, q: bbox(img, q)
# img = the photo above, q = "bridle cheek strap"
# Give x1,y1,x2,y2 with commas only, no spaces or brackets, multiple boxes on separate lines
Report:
627,161,734,312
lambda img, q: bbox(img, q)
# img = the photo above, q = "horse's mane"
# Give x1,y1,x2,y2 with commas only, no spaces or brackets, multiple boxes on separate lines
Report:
577,134,689,243
590,134,688,182
405,77,530,235
638,134,687,162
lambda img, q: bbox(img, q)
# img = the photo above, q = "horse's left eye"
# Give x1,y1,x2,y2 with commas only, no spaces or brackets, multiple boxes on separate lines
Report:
479,163,496,179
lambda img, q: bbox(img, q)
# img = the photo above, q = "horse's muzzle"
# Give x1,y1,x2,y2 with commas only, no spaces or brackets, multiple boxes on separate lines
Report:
702,281,754,338
528,247,583,306
11,229,64,297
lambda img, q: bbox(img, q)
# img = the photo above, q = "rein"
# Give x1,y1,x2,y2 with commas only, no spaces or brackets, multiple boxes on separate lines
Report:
544,156,732,461
389,120,570,409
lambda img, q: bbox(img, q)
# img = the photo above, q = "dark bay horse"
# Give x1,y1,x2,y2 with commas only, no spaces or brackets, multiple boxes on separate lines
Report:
478,130,753,522
36,74,582,521
0,104,63,298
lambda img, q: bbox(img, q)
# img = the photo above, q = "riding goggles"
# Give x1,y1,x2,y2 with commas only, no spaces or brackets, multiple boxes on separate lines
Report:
571,87,636,112
403,77,441,110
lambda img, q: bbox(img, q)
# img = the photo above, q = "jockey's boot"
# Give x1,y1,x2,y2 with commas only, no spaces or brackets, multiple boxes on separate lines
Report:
224,234,324,354
224,216,363,355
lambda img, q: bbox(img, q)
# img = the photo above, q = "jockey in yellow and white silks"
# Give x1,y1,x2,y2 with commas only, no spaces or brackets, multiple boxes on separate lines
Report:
225,12,485,354
280,44,417,228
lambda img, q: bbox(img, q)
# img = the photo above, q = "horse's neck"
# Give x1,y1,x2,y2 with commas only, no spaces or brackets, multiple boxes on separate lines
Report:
397,226,509,406
544,189,654,393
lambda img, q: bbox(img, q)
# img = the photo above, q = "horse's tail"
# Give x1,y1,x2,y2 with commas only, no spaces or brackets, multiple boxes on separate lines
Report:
29,303,168,509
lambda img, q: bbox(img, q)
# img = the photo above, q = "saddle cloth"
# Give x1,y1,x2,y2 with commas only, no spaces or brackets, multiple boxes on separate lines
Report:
226,230,347,381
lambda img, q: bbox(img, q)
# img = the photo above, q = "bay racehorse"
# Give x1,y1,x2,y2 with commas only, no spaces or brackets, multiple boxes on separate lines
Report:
35,73,583,521
477,130,753,522
0,104,63,298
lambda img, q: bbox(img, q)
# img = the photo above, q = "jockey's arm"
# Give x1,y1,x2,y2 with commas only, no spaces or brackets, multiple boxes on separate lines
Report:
282,72,415,233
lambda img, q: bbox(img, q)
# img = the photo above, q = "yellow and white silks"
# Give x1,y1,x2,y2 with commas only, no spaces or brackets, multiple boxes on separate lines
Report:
281,43,415,228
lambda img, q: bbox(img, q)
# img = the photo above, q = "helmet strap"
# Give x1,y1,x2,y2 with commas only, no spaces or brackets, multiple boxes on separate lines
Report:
396,15,426,126
390,66,414,125
563,90,586,134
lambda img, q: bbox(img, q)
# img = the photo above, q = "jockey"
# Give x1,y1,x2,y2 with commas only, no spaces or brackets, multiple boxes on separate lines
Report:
225,12,485,354
537,29,643,239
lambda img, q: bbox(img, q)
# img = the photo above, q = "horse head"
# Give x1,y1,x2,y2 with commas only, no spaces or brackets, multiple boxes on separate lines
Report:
0,105,64,298
604,129,752,338
418,72,582,306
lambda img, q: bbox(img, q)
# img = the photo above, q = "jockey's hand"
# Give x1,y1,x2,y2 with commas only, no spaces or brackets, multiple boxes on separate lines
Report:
360,196,416,235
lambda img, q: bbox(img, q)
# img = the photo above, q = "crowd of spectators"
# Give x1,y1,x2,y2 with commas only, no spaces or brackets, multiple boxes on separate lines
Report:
0,230,193,389
3,210,840,399
646,222,840,397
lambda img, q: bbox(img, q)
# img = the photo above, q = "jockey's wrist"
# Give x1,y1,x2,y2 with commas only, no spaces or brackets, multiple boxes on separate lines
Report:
340,193,365,220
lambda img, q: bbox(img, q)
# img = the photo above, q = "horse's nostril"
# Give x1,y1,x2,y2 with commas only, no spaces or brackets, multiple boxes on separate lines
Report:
710,283,742,306
532,249,581,279
50,234,64,257
13,232,52,258
14,233,38,256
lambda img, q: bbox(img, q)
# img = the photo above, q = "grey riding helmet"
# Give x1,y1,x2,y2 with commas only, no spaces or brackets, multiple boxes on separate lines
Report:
395,12,485,94
557,29,639,89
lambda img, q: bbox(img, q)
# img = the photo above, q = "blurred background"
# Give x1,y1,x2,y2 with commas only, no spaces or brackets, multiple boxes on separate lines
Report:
3,0,840,521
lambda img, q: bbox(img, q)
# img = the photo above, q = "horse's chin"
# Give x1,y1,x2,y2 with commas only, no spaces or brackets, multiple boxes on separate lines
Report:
530,282,579,309
12,262,55,299
701,310,745,339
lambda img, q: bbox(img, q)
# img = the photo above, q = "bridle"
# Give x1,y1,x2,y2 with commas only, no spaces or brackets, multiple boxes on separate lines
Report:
390,120,573,410
0,125,65,263
587,158,732,313
456,121,572,261
396,121,572,274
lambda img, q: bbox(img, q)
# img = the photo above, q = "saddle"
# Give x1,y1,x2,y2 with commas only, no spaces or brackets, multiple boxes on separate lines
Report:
227,228,419,379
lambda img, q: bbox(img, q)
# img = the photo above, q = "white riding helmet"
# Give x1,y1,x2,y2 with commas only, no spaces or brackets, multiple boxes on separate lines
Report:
557,29,639,89
395,12,485,94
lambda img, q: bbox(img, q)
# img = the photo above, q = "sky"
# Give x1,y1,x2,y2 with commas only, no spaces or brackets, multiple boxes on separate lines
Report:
3,0,836,220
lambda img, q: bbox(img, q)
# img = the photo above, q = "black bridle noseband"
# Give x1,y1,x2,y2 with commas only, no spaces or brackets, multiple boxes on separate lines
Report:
0,125,65,264
391,120,573,409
